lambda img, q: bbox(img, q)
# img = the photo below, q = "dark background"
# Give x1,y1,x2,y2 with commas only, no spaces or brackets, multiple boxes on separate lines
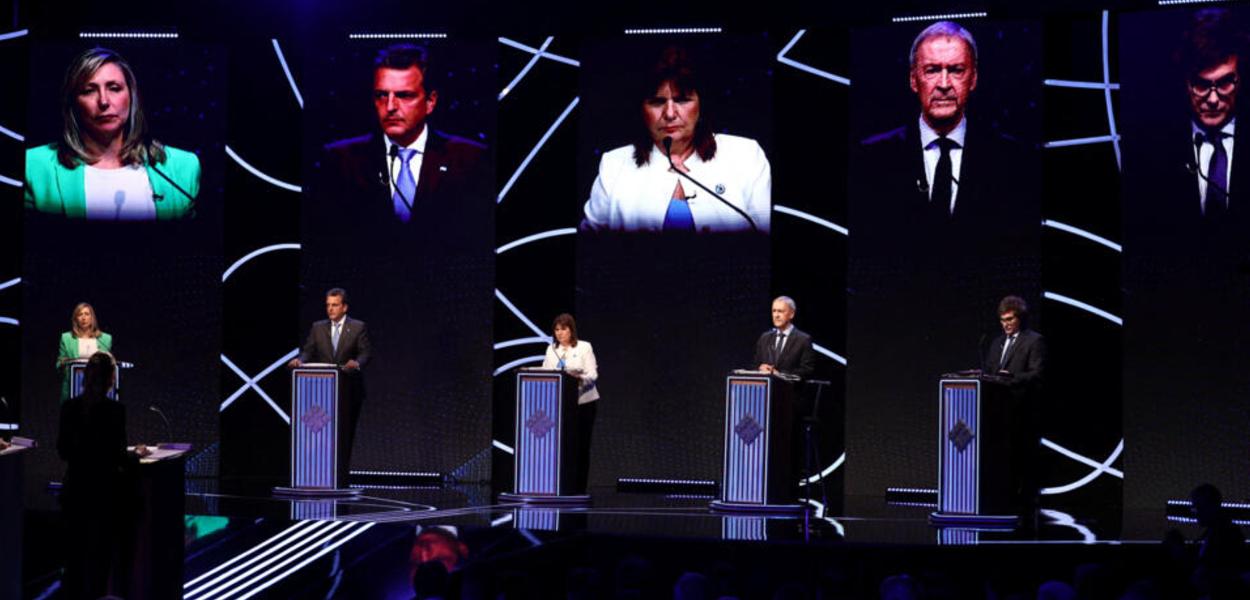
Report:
0,0,1226,525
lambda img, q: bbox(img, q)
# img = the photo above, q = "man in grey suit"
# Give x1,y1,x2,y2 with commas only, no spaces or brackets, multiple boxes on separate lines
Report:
289,287,373,484
753,296,816,380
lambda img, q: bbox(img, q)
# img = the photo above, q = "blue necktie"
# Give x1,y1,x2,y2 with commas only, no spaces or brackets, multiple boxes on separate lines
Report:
393,147,417,223
332,321,342,355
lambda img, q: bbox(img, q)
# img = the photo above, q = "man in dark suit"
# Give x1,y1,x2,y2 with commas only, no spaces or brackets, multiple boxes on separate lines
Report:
289,288,373,485
984,295,1046,386
983,295,1045,523
315,43,489,235
753,296,816,380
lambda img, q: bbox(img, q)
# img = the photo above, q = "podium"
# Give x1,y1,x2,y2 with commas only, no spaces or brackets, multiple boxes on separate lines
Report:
500,368,589,504
711,371,804,513
275,365,358,498
1,439,34,600
67,358,128,399
131,445,189,600
930,375,1019,526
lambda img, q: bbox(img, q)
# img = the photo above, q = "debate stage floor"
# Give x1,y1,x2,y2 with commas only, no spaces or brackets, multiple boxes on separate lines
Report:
22,482,1194,599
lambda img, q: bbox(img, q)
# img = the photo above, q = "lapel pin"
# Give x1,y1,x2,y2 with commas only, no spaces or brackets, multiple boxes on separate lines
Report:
715,183,726,195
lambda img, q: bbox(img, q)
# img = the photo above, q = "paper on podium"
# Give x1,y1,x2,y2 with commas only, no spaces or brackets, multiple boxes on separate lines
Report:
129,444,190,464
300,362,338,368
0,436,35,456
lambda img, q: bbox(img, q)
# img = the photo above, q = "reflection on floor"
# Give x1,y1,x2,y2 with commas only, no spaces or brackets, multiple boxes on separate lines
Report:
21,483,1213,599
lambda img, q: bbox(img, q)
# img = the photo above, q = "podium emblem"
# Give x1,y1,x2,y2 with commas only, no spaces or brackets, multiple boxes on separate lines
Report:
525,409,556,438
948,419,975,452
734,414,763,445
301,405,332,434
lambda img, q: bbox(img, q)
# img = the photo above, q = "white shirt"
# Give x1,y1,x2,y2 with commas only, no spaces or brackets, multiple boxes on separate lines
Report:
541,340,600,404
1192,118,1236,212
581,133,771,233
919,115,967,215
384,126,428,200
84,164,156,221
772,324,795,357
76,337,99,358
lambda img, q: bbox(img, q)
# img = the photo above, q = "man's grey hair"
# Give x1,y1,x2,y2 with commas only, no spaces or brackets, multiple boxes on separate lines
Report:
774,296,797,313
909,21,978,69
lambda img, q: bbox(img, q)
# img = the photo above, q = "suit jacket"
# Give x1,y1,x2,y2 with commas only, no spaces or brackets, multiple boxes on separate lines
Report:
57,393,138,509
316,129,489,235
25,143,201,220
984,328,1046,388
57,331,113,401
752,326,817,380
299,316,372,369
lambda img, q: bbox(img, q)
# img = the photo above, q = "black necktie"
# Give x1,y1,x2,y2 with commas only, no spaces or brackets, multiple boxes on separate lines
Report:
773,332,786,364
1205,131,1229,218
931,137,956,218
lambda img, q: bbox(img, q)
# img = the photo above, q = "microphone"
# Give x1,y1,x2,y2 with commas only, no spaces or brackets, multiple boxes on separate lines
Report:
1189,131,1231,200
114,190,125,219
661,136,759,232
149,162,200,218
388,145,415,212
149,405,174,445
977,332,988,373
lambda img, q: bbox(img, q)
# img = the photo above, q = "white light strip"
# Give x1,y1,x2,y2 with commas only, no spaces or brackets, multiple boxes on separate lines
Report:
0,317,19,326
185,521,315,589
1043,291,1123,326
222,243,300,282
518,528,544,546
349,470,439,477
80,32,179,39
225,145,302,193
0,173,22,187
0,277,19,291
498,96,579,203
623,27,723,35
348,33,448,39
0,423,17,431
776,30,851,86
493,440,515,454
775,205,848,235
891,12,988,23
887,487,938,494
1043,220,1121,252
498,37,580,67
1044,79,1120,91
1168,499,1250,510
215,523,372,600
0,123,24,142
0,29,28,41
494,336,551,350
800,452,845,485
1044,134,1120,148
195,523,355,598
494,355,544,376
185,520,333,596
494,289,547,337
1040,509,1097,543
219,350,298,423
1158,0,1226,5
500,36,553,100
271,39,304,109
1101,11,1122,170
812,343,848,366
496,227,577,254
618,478,716,485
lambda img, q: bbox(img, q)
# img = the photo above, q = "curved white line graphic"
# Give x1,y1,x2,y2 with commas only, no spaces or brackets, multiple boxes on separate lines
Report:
1044,134,1120,148
0,278,19,292
1040,509,1098,543
775,205,848,235
222,243,300,282
494,355,544,376
776,30,851,86
495,289,547,337
500,36,553,100
1043,292,1123,326
0,29,28,41
493,440,515,454
271,39,304,109
494,336,552,350
799,451,845,485
0,173,22,187
225,145,302,193
1043,220,1121,252
1044,79,1120,90
1101,11,1122,170
0,124,24,142
496,228,577,255
498,97,579,203
498,37,580,67
1040,438,1123,496
812,343,848,366
0,317,19,326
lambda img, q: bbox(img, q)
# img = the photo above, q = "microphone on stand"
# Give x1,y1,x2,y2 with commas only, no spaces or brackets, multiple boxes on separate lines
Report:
662,136,759,232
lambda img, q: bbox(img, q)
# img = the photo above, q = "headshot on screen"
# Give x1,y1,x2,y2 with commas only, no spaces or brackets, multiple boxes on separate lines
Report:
580,45,771,234
24,47,201,221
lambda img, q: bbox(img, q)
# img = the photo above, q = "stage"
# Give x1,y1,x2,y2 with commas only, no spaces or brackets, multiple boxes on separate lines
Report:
19,481,1196,599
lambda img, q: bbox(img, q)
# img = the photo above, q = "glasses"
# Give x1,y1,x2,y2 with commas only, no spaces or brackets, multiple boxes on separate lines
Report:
1189,73,1238,98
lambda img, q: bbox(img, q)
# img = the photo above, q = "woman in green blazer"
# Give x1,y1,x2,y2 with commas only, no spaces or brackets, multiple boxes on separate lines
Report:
24,47,199,220
58,303,113,402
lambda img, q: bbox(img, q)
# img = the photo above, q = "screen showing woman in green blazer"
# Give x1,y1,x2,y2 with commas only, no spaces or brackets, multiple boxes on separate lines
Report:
24,47,200,221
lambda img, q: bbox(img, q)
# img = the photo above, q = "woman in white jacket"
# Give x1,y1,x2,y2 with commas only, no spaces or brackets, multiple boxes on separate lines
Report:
541,313,599,492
